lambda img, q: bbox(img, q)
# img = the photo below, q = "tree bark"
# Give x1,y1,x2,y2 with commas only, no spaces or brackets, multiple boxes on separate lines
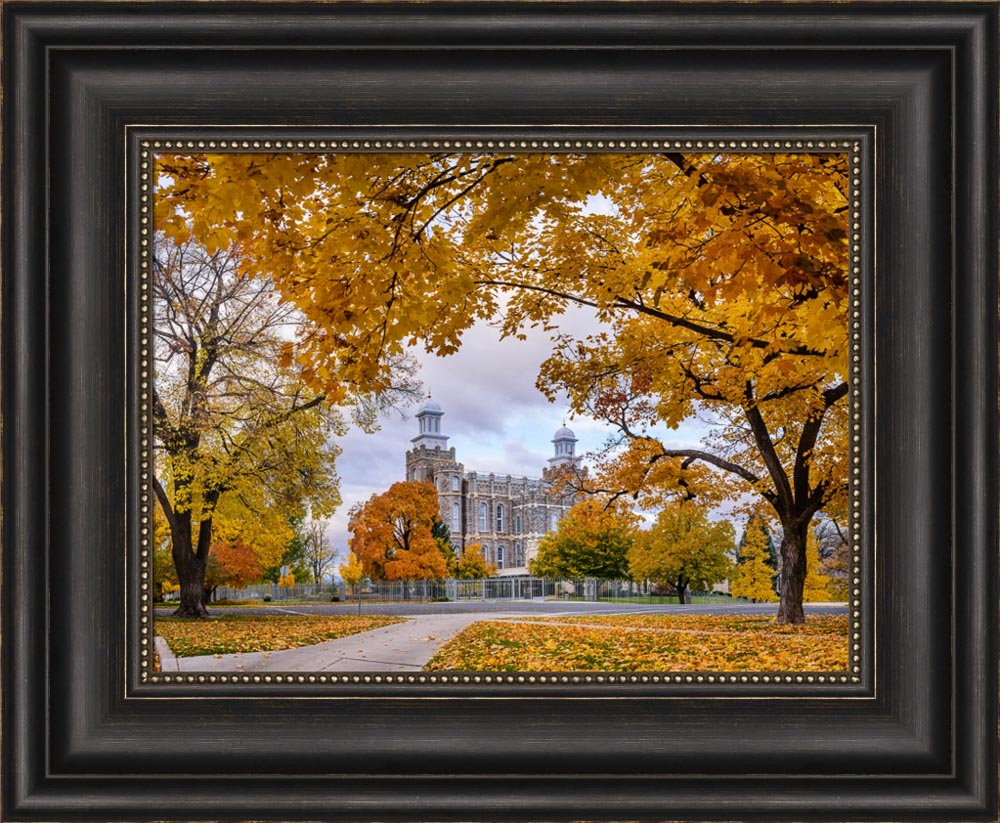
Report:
174,562,210,617
776,524,807,624
675,579,688,605
170,512,211,618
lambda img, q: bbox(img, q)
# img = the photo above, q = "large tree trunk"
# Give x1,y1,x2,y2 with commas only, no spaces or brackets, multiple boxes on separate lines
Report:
675,579,688,605
173,569,208,617
170,513,211,618
776,524,807,624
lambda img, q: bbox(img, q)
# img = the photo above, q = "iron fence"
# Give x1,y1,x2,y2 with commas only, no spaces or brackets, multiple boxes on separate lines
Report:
199,577,742,605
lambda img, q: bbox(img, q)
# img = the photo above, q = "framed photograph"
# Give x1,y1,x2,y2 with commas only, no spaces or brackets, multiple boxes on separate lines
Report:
4,3,996,822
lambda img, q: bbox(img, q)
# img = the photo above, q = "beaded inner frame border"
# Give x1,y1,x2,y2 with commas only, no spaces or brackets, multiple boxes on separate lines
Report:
135,135,866,689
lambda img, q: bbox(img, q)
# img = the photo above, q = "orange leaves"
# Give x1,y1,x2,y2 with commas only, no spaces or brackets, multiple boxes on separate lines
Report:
207,541,265,589
348,481,449,581
424,615,849,672
156,614,405,658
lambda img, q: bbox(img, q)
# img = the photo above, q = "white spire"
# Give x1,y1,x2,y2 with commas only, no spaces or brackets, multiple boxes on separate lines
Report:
549,423,578,466
412,396,449,449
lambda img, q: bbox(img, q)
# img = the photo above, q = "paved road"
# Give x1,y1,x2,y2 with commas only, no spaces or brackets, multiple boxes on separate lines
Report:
156,601,847,673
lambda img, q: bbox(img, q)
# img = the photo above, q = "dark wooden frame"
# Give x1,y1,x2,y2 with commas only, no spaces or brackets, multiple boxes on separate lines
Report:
3,3,997,821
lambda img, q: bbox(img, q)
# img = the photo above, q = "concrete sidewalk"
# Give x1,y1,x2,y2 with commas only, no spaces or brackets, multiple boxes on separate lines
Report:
163,613,507,673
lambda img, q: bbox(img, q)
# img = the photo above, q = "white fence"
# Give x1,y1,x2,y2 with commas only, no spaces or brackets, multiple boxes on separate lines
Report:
203,577,741,605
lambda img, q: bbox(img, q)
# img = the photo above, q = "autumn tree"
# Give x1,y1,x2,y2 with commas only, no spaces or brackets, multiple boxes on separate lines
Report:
348,481,449,581
731,516,778,603
628,503,735,605
529,499,636,580
203,540,265,602
455,542,497,579
157,151,849,623
152,238,351,617
339,551,366,615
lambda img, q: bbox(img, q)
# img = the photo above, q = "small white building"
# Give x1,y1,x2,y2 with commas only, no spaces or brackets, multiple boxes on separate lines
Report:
405,400,580,574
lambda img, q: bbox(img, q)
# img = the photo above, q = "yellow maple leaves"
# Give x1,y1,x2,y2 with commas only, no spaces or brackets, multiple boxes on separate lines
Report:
156,150,851,622
424,615,849,672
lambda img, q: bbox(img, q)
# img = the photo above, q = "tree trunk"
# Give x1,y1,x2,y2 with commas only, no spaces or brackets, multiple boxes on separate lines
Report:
170,519,211,618
776,524,807,624
676,580,688,605
174,568,210,617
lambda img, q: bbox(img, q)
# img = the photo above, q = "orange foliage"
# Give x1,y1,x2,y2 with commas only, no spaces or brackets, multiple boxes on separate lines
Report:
348,481,449,581
205,540,264,589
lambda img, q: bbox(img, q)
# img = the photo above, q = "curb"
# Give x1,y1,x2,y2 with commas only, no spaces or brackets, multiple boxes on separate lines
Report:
155,635,180,671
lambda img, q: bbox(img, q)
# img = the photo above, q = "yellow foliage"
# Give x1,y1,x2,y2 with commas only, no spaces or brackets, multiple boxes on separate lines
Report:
339,551,366,587
425,615,848,672
731,518,778,602
456,542,497,579
156,152,850,622
803,532,832,602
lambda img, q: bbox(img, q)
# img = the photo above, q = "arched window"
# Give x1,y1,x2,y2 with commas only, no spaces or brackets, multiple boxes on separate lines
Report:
514,514,521,534
451,475,459,492
452,501,461,531
478,502,487,532
496,546,504,570
515,541,523,567
550,510,559,532
496,503,504,533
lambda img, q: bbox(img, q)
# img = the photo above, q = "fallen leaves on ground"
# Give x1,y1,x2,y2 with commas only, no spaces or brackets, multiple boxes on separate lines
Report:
156,614,405,657
425,615,848,672
504,613,847,636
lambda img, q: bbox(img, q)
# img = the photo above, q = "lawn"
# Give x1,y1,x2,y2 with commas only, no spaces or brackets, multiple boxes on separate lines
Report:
156,613,406,657
424,615,849,672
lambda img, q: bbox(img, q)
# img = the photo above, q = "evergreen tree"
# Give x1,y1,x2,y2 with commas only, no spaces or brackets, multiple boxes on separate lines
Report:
732,516,779,602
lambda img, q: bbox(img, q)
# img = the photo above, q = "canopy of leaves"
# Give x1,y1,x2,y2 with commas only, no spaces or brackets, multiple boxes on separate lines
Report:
156,151,847,514
348,481,450,581
627,502,735,592
530,499,637,579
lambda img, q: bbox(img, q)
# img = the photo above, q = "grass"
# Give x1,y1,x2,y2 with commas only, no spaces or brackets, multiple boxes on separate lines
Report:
424,614,849,672
156,613,406,657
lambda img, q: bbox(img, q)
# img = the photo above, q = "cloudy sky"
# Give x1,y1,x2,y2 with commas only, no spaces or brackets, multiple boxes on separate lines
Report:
325,303,712,555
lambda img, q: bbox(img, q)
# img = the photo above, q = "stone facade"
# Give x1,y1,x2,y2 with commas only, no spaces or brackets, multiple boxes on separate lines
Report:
404,400,580,575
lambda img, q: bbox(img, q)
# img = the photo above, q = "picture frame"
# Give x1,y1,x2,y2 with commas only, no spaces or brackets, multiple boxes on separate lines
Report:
3,3,996,821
